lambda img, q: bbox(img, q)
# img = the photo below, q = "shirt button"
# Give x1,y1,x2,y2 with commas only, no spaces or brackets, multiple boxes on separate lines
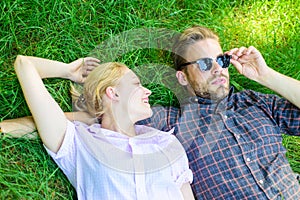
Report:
246,157,251,162
259,180,264,185
236,135,240,139
224,115,228,119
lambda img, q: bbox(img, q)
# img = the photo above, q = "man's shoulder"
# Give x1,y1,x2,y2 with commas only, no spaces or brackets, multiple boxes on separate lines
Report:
234,89,274,99
232,89,282,106
236,89,262,95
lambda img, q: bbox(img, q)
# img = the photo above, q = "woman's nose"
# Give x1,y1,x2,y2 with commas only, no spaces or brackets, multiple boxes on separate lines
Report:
144,87,152,96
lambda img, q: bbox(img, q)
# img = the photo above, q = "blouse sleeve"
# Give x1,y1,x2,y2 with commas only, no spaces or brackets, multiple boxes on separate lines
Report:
43,120,77,184
170,135,193,188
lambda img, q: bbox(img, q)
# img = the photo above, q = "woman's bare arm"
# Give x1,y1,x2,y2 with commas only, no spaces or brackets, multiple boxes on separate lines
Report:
14,56,99,152
181,183,195,200
0,112,96,138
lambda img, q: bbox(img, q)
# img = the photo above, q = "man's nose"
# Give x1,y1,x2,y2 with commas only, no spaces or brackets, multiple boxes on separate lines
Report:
211,61,224,75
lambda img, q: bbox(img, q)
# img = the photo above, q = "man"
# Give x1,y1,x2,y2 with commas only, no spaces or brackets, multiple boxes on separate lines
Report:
2,26,300,199
139,26,300,199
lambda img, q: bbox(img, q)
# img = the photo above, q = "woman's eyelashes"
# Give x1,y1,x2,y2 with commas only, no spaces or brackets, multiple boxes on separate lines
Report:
134,81,141,86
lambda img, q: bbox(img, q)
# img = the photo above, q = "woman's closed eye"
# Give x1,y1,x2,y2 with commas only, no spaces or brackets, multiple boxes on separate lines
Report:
134,82,142,86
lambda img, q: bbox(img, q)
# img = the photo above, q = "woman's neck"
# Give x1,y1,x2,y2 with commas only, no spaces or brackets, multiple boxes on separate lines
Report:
101,114,136,137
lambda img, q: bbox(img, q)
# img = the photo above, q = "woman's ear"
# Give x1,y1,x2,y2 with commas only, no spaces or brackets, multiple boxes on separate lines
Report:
176,71,189,86
105,87,119,101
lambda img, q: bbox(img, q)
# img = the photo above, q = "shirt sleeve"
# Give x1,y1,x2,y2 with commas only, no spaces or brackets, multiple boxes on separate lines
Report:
175,167,193,187
257,92,300,136
169,136,193,188
137,105,179,132
44,120,77,184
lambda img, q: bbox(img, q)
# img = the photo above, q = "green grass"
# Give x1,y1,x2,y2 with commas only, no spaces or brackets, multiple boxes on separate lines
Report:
0,0,299,198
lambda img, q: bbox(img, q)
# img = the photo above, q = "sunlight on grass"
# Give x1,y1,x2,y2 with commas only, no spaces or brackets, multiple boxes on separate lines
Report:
217,0,299,91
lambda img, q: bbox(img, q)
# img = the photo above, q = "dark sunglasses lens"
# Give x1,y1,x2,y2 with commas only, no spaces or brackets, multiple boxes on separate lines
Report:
217,55,231,68
198,58,213,71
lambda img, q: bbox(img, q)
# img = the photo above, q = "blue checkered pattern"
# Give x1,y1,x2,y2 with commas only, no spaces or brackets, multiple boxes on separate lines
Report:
139,87,300,199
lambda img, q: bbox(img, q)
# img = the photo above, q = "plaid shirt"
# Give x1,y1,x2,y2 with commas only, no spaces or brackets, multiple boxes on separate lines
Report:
139,87,300,200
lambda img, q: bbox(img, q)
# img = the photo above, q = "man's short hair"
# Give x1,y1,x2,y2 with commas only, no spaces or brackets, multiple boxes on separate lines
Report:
172,26,219,71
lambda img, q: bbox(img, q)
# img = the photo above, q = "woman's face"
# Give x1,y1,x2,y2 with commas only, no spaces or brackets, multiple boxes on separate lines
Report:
115,68,152,123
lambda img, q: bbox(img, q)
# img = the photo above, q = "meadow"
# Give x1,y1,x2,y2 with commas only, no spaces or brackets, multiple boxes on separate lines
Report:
0,0,299,199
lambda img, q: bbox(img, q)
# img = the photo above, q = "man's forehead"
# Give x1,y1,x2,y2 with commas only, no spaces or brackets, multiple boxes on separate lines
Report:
186,39,223,60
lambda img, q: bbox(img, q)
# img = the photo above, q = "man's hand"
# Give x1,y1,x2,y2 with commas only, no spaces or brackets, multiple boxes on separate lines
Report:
226,46,270,83
227,46,300,108
67,57,101,83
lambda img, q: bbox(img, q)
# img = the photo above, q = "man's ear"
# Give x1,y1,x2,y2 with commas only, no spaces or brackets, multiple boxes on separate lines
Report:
105,87,119,101
176,71,189,86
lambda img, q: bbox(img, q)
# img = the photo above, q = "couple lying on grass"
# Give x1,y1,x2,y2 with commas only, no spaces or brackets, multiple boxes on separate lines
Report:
2,26,300,200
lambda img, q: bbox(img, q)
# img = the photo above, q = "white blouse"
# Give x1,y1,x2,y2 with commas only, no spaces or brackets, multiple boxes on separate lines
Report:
45,120,193,200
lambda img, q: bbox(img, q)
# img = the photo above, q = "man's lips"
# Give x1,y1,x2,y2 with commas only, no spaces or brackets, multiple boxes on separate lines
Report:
211,77,227,85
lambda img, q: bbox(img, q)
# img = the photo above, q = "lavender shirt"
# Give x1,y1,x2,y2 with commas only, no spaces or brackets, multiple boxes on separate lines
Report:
45,120,193,200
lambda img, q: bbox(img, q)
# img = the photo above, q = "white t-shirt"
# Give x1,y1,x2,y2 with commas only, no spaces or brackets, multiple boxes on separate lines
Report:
45,120,193,200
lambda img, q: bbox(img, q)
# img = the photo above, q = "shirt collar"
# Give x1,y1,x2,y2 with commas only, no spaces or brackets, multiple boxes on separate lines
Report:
76,121,174,139
184,86,234,104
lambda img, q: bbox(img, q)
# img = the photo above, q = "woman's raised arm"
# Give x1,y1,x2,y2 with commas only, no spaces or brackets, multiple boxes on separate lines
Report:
14,56,100,152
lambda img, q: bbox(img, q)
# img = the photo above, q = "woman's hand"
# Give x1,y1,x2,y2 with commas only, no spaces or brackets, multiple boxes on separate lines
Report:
67,57,101,83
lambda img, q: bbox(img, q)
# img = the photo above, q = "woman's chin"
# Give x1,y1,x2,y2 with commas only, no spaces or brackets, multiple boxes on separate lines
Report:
132,109,153,123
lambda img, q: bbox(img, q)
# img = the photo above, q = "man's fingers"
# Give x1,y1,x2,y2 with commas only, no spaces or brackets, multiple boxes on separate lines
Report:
239,46,256,56
235,46,247,57
230,59,242,73
226,47,247,60
227,46,257,60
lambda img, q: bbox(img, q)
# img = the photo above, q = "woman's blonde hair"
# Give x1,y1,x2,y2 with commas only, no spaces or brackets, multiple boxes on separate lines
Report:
71,62,127,117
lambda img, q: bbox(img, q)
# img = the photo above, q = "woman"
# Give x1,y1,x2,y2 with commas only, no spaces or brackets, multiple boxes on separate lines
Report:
14,55,194,199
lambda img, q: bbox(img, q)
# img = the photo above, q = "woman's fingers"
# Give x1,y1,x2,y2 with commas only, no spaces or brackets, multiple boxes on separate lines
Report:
81,57,101,77
83,57,101,66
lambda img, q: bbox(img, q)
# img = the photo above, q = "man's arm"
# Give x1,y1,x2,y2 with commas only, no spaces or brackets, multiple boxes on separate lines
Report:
257,69,300,109
227,46,300,108
0,112,96,138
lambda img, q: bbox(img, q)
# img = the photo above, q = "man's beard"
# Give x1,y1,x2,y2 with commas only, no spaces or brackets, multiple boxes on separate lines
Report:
193,76,229,101
195,87,228,101
196,86,228,100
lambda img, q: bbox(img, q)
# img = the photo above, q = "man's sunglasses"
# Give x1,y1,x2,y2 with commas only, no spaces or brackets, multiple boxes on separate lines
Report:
179,54,232,71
